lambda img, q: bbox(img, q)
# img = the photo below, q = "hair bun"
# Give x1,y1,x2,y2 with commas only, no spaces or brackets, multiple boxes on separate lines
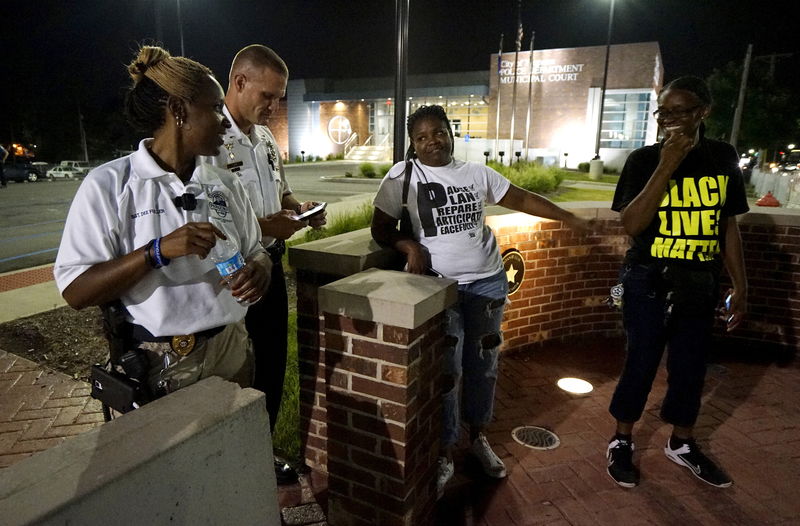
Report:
128,45,171,84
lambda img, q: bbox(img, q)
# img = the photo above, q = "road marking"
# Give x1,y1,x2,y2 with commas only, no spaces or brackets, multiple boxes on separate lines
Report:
0,231,63,244
0,248,58,263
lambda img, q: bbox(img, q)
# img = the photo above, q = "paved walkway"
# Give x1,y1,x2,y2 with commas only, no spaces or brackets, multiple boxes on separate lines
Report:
2,268,799,525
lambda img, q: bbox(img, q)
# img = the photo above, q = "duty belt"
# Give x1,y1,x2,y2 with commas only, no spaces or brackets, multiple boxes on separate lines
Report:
266,239,286,263
127,323,226,356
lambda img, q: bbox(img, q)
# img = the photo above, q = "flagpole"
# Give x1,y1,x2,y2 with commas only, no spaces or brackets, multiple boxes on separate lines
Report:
508,1,522,165
493,33,503,163
523,32,535,161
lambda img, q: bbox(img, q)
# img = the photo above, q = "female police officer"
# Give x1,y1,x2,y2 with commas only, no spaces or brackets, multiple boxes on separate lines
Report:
54,46,270,398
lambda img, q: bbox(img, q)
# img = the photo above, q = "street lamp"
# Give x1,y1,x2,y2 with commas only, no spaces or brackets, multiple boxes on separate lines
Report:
593,0,616,163
176,0,185,56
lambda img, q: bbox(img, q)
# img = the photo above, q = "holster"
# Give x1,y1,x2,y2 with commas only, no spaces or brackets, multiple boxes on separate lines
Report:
90,301,153,414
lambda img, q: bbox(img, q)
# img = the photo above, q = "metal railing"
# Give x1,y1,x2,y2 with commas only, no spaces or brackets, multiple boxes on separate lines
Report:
343,133,359,158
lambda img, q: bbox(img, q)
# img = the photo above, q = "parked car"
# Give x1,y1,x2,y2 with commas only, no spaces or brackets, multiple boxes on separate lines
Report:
2,158,42,182
59,160,91,176
46,166,81,179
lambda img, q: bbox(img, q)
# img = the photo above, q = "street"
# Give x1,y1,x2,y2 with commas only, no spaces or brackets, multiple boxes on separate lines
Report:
0,160,382,274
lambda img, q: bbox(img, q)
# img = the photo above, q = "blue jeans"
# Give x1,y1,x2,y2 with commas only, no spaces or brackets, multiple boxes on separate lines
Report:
609,263,717,428
442,270,508,447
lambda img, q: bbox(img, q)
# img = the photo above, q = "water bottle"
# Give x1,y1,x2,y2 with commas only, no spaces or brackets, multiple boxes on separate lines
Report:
209,235,250,305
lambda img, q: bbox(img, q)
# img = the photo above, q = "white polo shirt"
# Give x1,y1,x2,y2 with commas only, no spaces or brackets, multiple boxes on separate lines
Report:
54,139,266,336
202,105,291,248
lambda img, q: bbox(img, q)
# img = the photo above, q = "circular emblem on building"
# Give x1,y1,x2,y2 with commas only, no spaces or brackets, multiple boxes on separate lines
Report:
327,116,352,145
502,249,525,296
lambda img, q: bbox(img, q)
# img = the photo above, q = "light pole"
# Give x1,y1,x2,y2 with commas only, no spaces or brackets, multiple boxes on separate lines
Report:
593,0,615,163
392,0,410,163
176,0,185,56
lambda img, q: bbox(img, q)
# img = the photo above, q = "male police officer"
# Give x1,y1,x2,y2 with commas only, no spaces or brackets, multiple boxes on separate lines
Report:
206,44,326,485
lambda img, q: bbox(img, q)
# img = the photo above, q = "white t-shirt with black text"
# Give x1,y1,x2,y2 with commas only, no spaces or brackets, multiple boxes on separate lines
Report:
373,159,510,284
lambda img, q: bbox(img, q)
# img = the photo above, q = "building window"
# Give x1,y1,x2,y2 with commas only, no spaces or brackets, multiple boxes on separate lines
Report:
600,92,651,149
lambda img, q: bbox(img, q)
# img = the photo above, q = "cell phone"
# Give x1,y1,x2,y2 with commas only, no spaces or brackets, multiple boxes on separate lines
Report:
425,267,443,278
294,202,327,221
724,294,734,324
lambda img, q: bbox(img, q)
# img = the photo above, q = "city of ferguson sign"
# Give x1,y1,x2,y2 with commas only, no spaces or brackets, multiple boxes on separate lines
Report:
499,58,585,84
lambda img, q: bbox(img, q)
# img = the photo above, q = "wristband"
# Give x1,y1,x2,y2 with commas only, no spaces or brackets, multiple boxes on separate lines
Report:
144,239,157,269
153,237,170,267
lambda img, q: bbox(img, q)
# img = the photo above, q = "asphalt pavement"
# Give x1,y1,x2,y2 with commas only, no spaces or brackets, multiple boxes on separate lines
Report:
0,161,381,275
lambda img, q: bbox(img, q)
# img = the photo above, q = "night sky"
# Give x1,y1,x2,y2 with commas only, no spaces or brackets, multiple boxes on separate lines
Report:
1,0,796,158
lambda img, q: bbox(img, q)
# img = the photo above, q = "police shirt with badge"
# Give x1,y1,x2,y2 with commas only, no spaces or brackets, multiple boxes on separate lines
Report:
202,105,290,248
54,139,265,337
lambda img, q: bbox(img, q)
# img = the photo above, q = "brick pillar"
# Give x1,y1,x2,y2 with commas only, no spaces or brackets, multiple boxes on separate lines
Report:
319,268,456,526
290,229,403,472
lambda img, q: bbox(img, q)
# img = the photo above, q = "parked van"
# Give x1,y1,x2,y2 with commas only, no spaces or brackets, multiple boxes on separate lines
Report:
59,160,90,175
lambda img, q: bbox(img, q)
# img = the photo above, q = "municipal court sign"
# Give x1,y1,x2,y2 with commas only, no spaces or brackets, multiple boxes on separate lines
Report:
499,58,585,84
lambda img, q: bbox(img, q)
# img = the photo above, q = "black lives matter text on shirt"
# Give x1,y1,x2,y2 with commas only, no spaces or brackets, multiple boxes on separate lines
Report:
652,174,729,262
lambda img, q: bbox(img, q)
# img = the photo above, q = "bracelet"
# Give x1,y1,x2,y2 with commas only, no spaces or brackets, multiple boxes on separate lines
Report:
144,239,157,269
153,237,170,267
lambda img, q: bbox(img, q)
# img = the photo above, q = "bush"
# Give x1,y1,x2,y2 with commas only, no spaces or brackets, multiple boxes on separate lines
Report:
326,152,344,161
293,155,303,164
344,171,353,178
359,162,377,179
488,160,567,194
577,162,590,172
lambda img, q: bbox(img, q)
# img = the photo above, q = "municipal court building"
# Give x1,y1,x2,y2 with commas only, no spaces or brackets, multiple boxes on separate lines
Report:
268,41,663,170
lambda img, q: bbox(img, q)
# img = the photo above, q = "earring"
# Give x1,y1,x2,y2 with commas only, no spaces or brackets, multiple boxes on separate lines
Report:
176,116,184,128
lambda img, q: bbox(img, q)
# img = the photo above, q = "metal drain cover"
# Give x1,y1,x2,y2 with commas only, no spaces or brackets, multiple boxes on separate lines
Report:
511,426,560,450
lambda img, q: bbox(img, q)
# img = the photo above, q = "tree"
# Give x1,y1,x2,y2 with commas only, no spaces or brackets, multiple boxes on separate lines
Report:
706,58,798,154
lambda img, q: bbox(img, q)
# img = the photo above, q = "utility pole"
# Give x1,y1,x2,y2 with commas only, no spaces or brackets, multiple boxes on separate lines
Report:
392,0,410,163
730,44,752,150
78,105,89,162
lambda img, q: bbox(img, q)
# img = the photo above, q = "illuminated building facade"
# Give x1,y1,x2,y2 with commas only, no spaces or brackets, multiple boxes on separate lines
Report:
277,41,662,170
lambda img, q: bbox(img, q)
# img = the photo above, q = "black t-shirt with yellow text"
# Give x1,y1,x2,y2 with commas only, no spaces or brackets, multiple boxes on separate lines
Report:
612,138,749,269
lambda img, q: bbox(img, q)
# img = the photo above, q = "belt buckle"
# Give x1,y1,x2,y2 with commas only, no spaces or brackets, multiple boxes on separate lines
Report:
170,334,196,356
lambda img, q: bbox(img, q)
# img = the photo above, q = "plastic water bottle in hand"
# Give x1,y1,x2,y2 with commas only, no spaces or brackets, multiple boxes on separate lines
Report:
209,235,250,305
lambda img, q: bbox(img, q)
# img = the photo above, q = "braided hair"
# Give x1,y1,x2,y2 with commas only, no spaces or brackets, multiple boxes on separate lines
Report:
124,46,214,133
405,105,454,161
660,76,713,139
660,76,712,107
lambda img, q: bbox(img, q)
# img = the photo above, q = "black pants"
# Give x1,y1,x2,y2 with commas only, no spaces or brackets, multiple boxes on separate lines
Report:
609,263,717,428
0,165,6,186
245,260,288,433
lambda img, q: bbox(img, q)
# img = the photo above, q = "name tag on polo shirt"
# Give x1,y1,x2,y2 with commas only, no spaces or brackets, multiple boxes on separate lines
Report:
226,161,244,172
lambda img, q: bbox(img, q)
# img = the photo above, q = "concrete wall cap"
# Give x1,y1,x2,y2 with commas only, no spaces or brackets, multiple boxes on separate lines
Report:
319,268,458,329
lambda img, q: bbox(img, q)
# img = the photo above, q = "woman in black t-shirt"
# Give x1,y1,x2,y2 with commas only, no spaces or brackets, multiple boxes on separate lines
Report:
605,76,748,489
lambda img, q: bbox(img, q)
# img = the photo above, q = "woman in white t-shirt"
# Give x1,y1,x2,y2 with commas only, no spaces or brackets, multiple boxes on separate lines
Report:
372,105,592,498
54,46,270,408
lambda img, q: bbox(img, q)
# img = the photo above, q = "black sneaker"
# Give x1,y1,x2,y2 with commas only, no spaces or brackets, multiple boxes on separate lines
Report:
274,459,299,485
664,439,732,488
607,438,640,488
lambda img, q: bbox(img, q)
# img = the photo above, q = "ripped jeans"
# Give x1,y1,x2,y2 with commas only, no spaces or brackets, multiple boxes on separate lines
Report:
442,269,508,448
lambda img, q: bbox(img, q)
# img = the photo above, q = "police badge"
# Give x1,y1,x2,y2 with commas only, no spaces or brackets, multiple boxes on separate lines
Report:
223,141,243,172
266,141,277,171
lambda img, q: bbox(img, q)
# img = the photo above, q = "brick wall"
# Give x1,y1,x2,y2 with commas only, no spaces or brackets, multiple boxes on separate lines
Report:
488,211,628,350
296,269,338,471
323,312,444,526
719,218,800,350
487,209,800,354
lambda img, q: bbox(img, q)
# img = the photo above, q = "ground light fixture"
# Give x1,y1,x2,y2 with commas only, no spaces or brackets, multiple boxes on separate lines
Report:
557,377,594,394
